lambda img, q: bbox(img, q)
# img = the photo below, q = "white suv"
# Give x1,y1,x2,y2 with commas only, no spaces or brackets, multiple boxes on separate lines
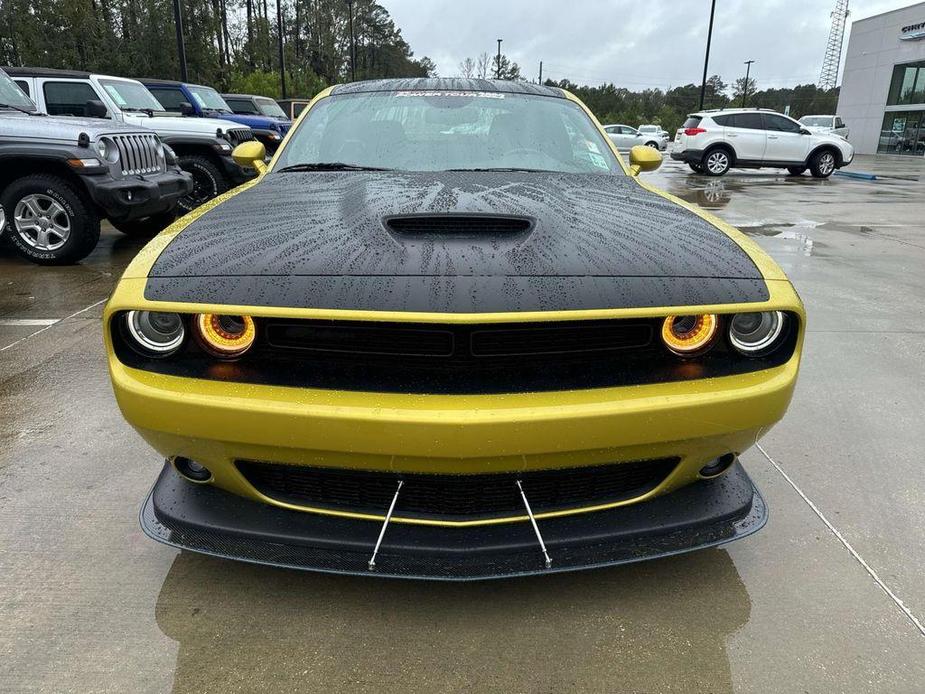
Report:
670,108,854,178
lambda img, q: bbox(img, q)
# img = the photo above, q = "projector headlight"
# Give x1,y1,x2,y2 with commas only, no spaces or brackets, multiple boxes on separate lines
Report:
661,314,718,356
124,311,185,356
195,314,256,359
728,311,787,356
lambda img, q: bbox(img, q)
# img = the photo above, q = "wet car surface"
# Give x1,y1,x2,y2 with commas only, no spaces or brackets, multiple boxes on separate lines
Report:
1,154,923,691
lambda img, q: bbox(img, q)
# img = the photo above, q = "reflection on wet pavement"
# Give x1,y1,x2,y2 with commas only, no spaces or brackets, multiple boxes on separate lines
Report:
156,550,749,693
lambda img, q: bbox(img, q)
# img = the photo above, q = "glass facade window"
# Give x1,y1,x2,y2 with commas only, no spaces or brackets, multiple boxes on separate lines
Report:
887,61,925,105
877,111,925,155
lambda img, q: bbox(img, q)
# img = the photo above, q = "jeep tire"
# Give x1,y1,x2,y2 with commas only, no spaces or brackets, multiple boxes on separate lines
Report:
177,155,228,212
1,174,100,265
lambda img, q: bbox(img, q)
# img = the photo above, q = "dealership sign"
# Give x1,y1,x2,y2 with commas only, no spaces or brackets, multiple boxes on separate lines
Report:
900,21,925,41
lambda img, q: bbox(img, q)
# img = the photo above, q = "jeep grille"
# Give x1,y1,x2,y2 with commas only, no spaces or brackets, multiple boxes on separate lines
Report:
225,128,255,147
112,134,163,176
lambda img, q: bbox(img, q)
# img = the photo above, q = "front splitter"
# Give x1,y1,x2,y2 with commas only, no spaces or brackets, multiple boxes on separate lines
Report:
141,462,767,581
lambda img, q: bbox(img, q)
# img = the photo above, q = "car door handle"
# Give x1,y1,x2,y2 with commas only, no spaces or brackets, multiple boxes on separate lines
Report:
768,135,779,139
727,133,738,137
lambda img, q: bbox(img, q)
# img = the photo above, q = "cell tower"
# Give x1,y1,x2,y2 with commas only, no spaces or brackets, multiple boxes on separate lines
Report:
819,0,850,90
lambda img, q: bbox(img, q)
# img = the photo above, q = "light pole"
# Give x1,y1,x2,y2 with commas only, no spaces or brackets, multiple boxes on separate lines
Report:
276,0,286,98
698,0,717,110
496,38,502,80
741,59,755,108
172,0,188,82
345,0,356,81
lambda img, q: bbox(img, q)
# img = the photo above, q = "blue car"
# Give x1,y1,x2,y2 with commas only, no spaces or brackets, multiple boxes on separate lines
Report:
142,79,291,152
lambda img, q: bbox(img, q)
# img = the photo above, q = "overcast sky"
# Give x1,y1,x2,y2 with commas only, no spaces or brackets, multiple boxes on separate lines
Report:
384,0,916,89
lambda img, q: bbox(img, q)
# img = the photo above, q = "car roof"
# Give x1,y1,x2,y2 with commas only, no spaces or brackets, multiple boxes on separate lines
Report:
694,108,782,116
3,66,93,79
141,78,212,89
330,78,565,98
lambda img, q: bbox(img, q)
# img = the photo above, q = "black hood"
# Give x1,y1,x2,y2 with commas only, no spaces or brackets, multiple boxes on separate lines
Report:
146,171,768,313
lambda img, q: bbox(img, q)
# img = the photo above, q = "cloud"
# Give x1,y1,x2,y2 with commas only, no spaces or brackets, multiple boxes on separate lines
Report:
384,0,917,88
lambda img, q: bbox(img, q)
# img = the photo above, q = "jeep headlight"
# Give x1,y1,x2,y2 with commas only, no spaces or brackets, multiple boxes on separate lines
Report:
96,137,119,163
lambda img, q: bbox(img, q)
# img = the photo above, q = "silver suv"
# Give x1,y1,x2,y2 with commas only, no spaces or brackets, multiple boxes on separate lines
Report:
670,108,855,178
0,68,192,264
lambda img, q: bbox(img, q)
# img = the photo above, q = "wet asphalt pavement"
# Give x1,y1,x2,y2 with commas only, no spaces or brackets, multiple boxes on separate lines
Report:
1,155,924,692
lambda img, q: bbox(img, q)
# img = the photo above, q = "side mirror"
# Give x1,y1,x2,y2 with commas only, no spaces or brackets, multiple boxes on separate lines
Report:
232,140,267,173
86,100,108,118
628,144,662,176
799,128,811,135
179,101,195,116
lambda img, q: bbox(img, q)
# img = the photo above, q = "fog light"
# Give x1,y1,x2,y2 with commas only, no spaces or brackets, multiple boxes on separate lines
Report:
124,310,185,356
661,314,718,355
729,311,787,356
174,456,212,482
699,453,737,478
195,314,256,358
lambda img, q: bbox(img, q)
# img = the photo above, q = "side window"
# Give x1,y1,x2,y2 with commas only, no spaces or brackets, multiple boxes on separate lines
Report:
712,114,732,126
763,114,801,133
733,113,764,130
835,117,844,128
149,87,186,112
620,126,636,134
604,126,618,133
14,80,29,96
43,81,102,117
226,98,259,114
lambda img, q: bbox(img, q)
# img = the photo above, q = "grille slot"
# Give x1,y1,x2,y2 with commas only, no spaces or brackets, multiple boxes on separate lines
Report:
113,134,162,175
237,458,679,521
471,323,652,356
266,323,454,357
385,215,533,237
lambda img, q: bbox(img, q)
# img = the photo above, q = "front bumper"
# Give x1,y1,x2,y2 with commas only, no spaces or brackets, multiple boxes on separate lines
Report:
83,169,193,222
142,460,766,580
218,154,258,184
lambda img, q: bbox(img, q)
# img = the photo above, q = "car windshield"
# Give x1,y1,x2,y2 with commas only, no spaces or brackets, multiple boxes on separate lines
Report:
274,91,623,174
256,97,287,119
0,69,37,111
799,116,833,127
188,85,232,112
100,80,165,112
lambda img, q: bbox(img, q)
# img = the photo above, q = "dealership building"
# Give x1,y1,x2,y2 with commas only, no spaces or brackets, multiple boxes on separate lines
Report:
838,1,925,155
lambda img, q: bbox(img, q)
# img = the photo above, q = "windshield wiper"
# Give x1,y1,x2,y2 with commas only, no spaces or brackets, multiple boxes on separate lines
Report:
0,102,40,115
447,166,559,173
276,162,393,173
121,106,155,116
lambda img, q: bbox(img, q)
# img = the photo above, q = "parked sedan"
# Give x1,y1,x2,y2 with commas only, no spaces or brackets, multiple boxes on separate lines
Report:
106,78,803,580
604,123,665,150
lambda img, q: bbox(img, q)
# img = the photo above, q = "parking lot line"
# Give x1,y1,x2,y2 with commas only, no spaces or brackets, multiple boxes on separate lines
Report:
756,442,925,638
0,319,60,327
0,299,107,353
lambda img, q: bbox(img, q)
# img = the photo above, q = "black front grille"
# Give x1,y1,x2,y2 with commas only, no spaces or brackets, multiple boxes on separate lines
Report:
236,458,679,521
385,215,533,237
111,313,800,394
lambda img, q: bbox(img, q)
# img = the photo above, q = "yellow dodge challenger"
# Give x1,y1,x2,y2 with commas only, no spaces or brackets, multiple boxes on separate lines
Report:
104,79,803,579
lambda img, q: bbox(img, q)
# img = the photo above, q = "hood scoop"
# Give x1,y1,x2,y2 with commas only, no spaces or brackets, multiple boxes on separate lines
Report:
384,214,534,242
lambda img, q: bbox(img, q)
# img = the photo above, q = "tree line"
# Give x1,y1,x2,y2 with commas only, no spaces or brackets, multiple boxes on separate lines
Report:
543,75,840,132
0,0,436,98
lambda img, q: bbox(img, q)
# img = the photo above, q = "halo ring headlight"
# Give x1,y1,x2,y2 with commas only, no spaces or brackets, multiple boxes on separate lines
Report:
661,314,718,356
196,314,256,358
729,311,787,355
125,310,185,356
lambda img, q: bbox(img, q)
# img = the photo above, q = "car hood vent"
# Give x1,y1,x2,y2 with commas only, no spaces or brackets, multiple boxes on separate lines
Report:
384,214,533,239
